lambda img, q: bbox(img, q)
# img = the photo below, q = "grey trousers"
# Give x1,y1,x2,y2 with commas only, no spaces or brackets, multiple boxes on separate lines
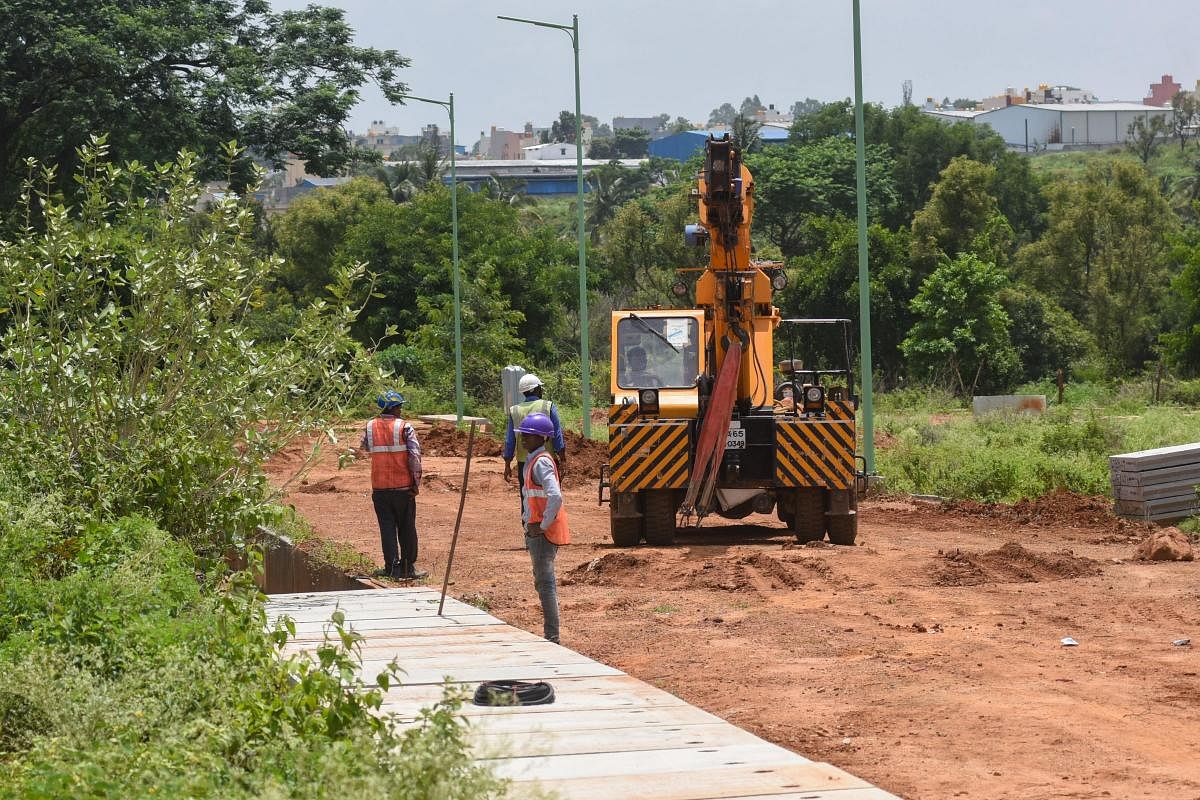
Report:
524,530,560,643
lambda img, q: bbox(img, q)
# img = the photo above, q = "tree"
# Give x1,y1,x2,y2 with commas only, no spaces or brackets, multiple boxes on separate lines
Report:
998,285,1094,382
790,98,825,119
708,103,738,127
902,253,1019,396
613,128,651,158
273,177,391,298
668,116,695,134
910,157,1013,273
739,95,764,117
952,98,979,110
1015,160,1177,372
1127,115,1169,164
587,139,616,160
1161,232,1200,375
730,115,764,154
0,0,409,196
550,110,578,143
747,139,897,257
586,161,652,237
1171,91,1200,152
594,188,703,307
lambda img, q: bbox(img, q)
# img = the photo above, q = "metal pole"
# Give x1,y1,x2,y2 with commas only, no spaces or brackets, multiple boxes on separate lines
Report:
449,93,463,424
852,0,875,475
439,420,477,616
572,15,592,438
405,93,464,423
495,13,590,437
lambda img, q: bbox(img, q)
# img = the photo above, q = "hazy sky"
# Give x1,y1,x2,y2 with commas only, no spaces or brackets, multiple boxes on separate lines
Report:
271,0,1199,147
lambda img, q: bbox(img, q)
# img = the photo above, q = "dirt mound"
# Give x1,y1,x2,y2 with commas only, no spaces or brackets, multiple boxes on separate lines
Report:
942,489,1143,533
933,541,1101,586
1135,528,1195,561
422,423,503,458
562,430,608,488
566,552,647,585
736,552,807,588
297,478,343,494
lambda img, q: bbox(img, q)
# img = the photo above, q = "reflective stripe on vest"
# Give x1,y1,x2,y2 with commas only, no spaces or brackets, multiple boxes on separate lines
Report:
368,417,413,490
523,451,570,545
510,398,555,462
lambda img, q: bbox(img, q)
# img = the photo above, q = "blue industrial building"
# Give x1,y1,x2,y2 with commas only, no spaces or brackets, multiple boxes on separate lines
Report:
648,125,791,161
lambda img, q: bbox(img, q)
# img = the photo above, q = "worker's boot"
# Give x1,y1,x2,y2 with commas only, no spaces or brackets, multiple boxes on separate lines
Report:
392,560,428,581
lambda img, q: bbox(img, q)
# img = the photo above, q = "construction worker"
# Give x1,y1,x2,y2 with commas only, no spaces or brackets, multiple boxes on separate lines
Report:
517,411,569,643
361,390,427,581
503,373,566,514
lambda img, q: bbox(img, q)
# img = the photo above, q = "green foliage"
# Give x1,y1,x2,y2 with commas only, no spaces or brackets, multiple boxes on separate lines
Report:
910,157,1012,271
1160,231,1200,375
999,284,1095,382
747,139,898,256
0,141,377,550
779,217,915,381
902,253,1020,395
594,187,703,307
1015,159,1177,374
1126,115,1170,164
0,0,409,198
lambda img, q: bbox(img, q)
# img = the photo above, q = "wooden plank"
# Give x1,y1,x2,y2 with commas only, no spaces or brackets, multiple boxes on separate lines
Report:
359,659,621,685
503,762,881,800
288,625,526,644
287,614,501,632
488,742,806,781
404,704,726,735
469,722,771,758
727,792,900,800
381,674,691,715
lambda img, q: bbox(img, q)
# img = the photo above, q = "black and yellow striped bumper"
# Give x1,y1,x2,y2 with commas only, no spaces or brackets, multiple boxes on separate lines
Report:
775,414,856,489
607,414,691,493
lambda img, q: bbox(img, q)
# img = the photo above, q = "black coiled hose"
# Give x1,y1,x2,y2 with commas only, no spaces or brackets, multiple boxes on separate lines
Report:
472,679,556,706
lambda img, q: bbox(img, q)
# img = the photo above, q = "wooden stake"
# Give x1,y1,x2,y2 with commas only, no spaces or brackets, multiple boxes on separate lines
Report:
439,420,477,617
1056,368,1064,405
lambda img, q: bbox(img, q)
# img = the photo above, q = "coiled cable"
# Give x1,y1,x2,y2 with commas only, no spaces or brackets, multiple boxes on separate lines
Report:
472,680,556,706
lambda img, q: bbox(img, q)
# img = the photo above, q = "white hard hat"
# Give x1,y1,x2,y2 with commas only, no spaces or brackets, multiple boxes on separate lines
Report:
518,373,543,393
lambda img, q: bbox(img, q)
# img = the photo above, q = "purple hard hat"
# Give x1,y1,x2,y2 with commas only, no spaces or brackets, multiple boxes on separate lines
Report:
515,411,555,437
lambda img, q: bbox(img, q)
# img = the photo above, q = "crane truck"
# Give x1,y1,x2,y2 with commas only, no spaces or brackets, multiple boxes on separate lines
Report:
599,134,863,546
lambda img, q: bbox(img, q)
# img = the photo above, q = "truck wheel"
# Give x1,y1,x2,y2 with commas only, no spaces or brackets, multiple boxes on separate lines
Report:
642,490,677,546
610,513,642,547
790,488,825,543
826,512,858,545
827,491,859,545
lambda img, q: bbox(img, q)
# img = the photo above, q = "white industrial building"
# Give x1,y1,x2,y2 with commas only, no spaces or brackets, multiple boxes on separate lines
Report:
922,103,1174,149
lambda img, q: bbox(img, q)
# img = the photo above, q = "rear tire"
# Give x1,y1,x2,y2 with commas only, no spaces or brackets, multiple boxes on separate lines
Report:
827,492,858,545
610,512,642,547
642,490,678,546
790,488,825,543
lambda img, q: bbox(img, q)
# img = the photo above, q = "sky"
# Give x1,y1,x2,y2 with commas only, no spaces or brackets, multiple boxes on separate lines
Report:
271,0,1200,149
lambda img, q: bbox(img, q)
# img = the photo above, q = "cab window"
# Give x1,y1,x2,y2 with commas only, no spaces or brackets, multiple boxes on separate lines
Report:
615,317,699,390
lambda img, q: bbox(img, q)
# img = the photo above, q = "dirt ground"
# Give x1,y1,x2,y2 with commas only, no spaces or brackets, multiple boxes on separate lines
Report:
268,423,1200,800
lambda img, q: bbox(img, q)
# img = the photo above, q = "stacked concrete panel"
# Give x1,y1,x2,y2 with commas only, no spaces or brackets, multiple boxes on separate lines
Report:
1110,442,1200,521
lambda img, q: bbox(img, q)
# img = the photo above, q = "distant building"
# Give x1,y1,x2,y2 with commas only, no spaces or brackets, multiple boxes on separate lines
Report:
479,123,541,160
425,158,644,196
751,104,794,126
522,141,582,161
922,102,1174,149
613,116,663,134
1145,74,1182,107
648,126,789,161
354,121,453,157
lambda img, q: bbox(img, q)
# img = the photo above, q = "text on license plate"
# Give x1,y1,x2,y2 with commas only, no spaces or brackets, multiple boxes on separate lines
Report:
725,427,746,450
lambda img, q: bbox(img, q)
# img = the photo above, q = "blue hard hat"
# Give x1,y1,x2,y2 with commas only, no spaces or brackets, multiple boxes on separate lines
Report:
515,411,554,437
376,390,405,409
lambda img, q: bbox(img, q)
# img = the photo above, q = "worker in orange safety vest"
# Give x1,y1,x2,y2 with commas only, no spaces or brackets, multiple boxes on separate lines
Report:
361,390,427,580
517,411,570,643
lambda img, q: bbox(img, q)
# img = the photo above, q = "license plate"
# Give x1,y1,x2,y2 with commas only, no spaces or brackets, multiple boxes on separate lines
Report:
725,425,746,450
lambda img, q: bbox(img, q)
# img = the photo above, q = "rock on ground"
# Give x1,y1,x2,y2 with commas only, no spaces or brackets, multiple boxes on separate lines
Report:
1135,527,1195,561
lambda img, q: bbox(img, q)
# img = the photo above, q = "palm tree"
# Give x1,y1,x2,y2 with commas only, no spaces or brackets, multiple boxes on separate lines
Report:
585,161,651,239
730,114,763,155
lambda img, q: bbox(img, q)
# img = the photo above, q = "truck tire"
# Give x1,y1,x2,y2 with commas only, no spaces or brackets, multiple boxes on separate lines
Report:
610,512,642,547
790,488,825,543
826,512,858,545
826,491,858,545
642,490,677,546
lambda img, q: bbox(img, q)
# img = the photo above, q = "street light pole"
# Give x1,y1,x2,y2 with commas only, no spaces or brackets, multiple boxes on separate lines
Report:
406,93,463,424
498,13,591,438
851,0,876,474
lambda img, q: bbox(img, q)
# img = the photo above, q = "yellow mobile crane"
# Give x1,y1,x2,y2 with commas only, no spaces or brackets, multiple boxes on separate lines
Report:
599,135,862,546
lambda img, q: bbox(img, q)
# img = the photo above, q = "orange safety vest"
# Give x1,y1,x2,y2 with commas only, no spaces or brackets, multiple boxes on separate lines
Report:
524,450,570,545
367,416,414,490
